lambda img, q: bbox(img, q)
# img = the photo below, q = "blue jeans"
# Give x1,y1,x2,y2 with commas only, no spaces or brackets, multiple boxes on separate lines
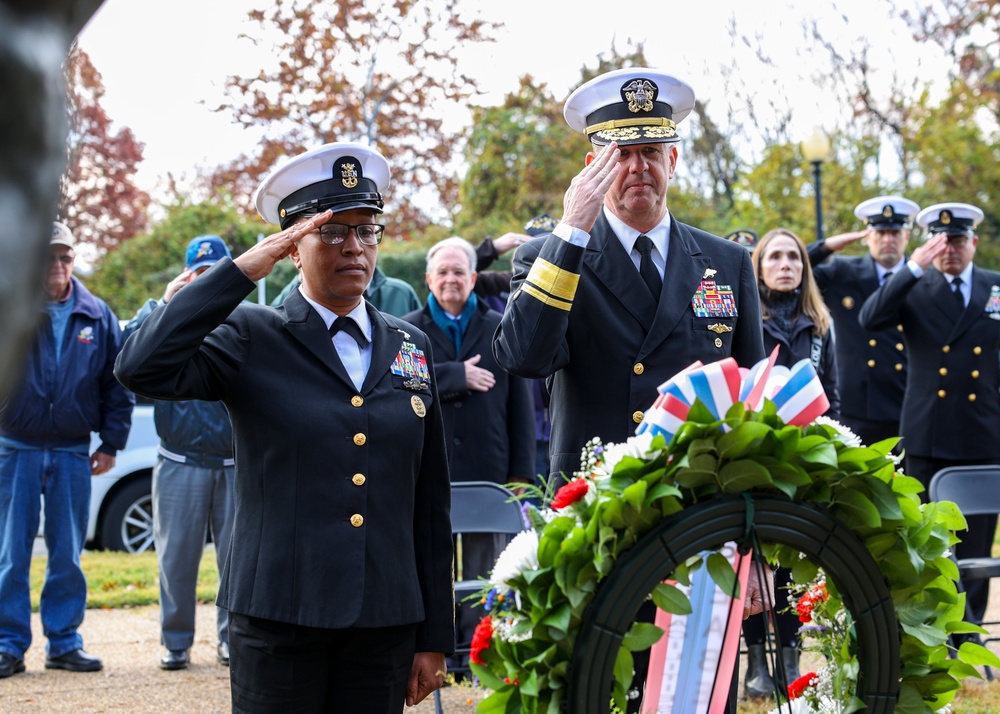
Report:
0,445,91,658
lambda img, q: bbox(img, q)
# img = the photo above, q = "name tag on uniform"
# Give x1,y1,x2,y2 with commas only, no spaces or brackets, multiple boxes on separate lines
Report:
691,280,737,318
391,341,431,389
986,285,1000,320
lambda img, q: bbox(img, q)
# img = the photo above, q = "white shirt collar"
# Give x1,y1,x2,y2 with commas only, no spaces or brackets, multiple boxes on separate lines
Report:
876,258,906,283
298,288,372,343
603,207,671,261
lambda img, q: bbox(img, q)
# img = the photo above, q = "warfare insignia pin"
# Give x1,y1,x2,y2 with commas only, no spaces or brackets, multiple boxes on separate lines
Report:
707,323,733,334
703,268,717,279
621,79,656,114
341,162,359,189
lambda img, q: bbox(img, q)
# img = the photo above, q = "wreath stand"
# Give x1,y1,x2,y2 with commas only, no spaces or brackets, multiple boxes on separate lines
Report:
565,495,902,713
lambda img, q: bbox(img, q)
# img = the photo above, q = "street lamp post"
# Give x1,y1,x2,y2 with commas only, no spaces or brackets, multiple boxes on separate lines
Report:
801,128,832,243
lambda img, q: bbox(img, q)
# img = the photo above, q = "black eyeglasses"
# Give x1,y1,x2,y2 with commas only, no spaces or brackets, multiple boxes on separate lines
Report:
317,223,385,246
47,254,74,265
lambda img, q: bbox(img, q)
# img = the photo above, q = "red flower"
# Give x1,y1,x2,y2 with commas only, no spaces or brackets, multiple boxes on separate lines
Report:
551,478,589,509
788,672,818,699
469,616,493,665
795,584,829,623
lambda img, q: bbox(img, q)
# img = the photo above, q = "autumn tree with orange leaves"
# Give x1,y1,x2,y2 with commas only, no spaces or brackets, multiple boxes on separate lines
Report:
207,0,500,239
59,45,150,255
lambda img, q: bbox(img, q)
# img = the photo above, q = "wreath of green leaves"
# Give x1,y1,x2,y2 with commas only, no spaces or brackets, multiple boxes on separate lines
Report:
469,398,1000,714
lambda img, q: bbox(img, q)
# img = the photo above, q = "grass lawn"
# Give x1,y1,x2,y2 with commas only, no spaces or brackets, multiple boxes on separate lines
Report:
29,548,220,611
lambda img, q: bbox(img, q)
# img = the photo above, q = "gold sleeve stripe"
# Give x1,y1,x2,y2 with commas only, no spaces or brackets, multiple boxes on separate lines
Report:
526,258,580,302
522,284,573,311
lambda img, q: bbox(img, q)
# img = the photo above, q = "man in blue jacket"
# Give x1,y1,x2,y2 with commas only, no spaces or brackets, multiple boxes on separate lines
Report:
122,235,236,672
0,221,133,678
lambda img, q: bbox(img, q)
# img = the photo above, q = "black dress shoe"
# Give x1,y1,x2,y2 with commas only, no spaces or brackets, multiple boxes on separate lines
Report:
216,641,230,667
45,648,103,672
0,653,25,678
160,649,190,671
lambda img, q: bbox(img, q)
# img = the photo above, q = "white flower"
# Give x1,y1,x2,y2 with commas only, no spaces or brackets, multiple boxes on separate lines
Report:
596,432,657,477
489,529,539,593
813,416,863,448
493,614,533,643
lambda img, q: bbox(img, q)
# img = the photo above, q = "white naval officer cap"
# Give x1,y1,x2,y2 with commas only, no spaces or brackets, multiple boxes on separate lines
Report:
253,142,391,229
563,68,696,146
916,202,984,239
853,196,920,230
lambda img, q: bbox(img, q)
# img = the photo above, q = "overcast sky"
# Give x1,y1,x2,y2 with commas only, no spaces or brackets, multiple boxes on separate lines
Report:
77,0,945,201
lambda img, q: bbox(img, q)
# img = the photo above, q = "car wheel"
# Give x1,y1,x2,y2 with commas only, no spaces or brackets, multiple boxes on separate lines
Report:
99,475,154,553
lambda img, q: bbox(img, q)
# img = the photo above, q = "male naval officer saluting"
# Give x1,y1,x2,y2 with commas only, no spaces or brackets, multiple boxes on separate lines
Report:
116,142,454,713
860,201,1000,629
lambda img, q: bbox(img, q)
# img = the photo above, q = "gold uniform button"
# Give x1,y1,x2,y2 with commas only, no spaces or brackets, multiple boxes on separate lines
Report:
633,363,644,375
937,389,946,398
969,394,977,402
714,337,723,348
942,345,950,354
632,411,644,424
895,363,903,371
897,324,904,332
939,367,948,376
352,473,366,486
353,433,366,446
974,346,982,355
350,514,364,527
895,343,904,351
868,339,877,347
351,395,364,407
972,370,980,379
867,360,875,368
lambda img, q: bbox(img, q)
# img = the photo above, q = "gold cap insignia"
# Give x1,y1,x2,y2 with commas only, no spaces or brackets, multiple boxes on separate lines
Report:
882,205,893,218
707,323,733,334
341,162,359,189
279,208,286,218
941,210,951,225
622,79,656,114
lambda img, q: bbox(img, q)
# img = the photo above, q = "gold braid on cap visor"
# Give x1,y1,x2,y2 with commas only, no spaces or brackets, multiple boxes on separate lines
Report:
586,117,677,138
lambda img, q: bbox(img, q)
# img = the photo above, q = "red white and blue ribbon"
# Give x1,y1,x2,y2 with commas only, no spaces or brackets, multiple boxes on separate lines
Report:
637,346,829,441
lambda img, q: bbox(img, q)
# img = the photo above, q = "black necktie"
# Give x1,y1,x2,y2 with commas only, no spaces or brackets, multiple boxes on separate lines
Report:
951,276,965,310
330,316,366,347
882,270,893,286
635,235,662,299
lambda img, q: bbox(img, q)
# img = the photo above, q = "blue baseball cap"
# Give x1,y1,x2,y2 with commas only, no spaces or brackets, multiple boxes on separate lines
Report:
185,235,231,271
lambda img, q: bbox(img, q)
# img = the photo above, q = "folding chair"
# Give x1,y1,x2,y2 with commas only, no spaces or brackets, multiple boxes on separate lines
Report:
434,481,525,713
928,464,1000,679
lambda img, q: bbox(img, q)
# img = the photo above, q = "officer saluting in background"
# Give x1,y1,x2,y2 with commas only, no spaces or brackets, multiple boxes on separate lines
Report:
116,142,454,713
807,196,919,448
860,202,1000,626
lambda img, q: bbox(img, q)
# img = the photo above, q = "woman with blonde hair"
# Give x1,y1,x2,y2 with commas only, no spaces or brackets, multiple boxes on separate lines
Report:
742,227,840,700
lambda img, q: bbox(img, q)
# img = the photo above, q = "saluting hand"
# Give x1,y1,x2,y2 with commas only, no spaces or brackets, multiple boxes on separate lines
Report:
822,229,869,253
162,268,193,303
909,233,949,270
560,142,622,233
233,210,334,281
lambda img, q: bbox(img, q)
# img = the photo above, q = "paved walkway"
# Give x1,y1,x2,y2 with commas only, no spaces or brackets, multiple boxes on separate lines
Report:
0,605,483,713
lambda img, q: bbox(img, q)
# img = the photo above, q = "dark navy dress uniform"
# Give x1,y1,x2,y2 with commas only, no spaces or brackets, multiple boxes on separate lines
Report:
859,201,1000,622
494,211,765,484
808,245,907,443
